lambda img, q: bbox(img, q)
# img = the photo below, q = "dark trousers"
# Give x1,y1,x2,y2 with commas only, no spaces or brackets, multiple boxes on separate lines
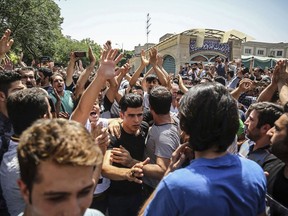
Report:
108,193,143,216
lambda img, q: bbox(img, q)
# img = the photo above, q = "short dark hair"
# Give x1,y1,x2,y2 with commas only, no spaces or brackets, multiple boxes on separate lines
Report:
247,102,283,128
7,88,49,136
179,82,239,152
227,70,234,78
0,71,22,96
119,93,143,112
149,86,172,115
145,74,159,83
38,67,53,78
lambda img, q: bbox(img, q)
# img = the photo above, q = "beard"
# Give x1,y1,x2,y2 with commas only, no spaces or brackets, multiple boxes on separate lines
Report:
271,138,288,163
246,130,261,142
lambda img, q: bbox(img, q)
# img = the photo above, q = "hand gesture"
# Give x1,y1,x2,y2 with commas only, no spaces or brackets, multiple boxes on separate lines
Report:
140,49,149,67
118,63,131,76
111,145,133,167
69,51,79,63
238,78,253,92
58,112,70,119
103,40,112,52
88,46,96,64
165,143,193,175
126,157,150,184
0,29,14,56
277,60,288,84
91,122,110,154
157,54,163,67
98,48,123,81
108,119,121,139
149,47,158,66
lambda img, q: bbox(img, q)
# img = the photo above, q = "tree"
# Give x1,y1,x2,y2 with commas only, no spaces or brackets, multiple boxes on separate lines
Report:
0,0,63,61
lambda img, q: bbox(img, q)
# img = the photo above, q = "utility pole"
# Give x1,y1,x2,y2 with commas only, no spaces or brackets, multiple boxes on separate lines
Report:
146,13,151,73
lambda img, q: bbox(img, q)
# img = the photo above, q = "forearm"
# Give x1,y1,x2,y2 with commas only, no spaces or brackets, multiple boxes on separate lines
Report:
102,164,130,180
142,164,166,180
278,82,288,105
178,80,188,94
230,88,244,100
152,64,168,86
257,83,278,102
130,64,145,87
71,73,106,125
66,60,76,87
73,62,95,100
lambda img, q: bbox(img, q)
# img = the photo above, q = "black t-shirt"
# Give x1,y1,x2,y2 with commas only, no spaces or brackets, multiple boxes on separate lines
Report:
273,167,288,208
108,122,149,195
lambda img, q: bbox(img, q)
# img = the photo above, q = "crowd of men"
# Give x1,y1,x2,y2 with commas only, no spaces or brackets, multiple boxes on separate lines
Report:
0,28,288,216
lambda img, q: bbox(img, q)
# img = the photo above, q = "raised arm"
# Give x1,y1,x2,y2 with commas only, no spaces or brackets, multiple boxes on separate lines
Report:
73,46,96,101
257,65,279,102
230,78,253,100
177,74,188,93
0,29,13,58
129,49,149,87
70,48,122,125
149,48,168,86
277,60,288,105
65,52,78,87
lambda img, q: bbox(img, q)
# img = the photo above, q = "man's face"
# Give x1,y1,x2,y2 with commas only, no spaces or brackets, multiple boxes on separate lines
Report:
20,70,36,88
89,102,100,123
38,72,49,86
131,89,144,99
267,114,288,162
146,79,158,93
170,86,179,99
7,80,26,97
19,161,96,216
52,75,64,93
244,110,261,141
120,107,143,134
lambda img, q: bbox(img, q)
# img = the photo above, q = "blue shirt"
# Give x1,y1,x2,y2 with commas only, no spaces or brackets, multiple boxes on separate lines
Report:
144,153,266,216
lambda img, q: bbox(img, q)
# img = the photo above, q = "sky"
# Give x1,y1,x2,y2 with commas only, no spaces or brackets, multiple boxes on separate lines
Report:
56,0,288,51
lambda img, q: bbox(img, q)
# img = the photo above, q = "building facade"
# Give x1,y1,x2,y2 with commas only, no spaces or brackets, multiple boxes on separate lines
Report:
129,28,287,75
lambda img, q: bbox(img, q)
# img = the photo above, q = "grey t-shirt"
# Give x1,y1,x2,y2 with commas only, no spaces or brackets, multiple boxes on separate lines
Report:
143,116,180,188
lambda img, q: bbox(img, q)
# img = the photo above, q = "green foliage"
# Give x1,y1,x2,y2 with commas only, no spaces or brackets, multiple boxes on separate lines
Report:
0,0,63,61
118,50,134,67
0,0,132,67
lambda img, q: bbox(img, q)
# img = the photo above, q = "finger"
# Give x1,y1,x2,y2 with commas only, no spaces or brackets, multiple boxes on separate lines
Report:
142,157,150,166
173,153,187,169
114,53,124,65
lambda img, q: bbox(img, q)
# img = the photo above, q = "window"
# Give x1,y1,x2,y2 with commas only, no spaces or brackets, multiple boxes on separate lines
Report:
276,51,283,56
245,49,251,54
257,50,264,55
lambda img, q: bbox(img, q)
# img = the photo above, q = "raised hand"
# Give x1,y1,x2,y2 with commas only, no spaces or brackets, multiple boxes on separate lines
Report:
88,46,96,64
0,29,14,56
141,49,149,67
118,63,131,76
98,48,123,80
69,51,79,63
157,54,163,67
238,78,253,92
149,47,158,66
278,60,288,84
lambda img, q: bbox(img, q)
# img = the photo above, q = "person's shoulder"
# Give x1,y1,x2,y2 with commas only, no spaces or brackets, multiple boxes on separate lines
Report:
84,208,104,216
238,154,264,173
